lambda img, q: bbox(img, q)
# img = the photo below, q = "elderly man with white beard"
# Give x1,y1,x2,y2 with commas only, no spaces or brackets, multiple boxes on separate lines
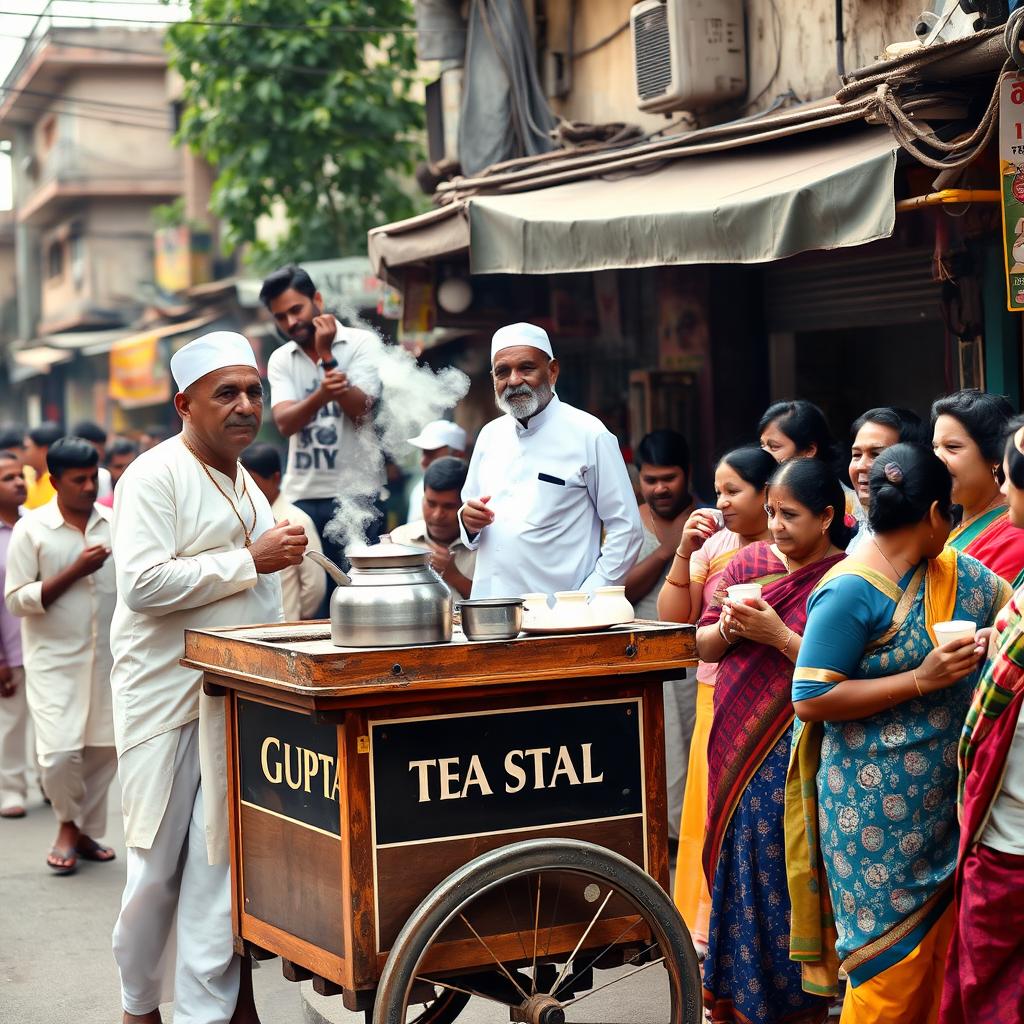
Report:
459,322,642,598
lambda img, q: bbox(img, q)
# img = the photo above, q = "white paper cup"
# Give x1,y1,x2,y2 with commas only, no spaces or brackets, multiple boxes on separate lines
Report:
933,620,977,646
709,509,725,529
727,583,763,603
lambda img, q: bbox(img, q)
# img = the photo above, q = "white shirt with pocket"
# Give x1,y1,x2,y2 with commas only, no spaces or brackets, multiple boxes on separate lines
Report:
3,499,115,756
266,325,382,503
459,395,642,599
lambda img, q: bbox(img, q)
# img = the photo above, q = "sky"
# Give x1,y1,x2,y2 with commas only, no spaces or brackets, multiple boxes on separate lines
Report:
0,1,191,208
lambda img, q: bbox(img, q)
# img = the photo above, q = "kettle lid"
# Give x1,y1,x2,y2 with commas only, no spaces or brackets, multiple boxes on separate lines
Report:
347,542,430,569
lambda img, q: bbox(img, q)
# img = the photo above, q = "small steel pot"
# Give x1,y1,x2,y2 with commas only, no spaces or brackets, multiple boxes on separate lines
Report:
458,598,524,641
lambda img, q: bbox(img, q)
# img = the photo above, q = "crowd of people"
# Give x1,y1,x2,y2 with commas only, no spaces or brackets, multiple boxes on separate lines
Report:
641,393,1024,1024
0,265,1021,1024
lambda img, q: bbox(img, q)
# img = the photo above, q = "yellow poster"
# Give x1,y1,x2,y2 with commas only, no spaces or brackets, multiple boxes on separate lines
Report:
109,334,170,407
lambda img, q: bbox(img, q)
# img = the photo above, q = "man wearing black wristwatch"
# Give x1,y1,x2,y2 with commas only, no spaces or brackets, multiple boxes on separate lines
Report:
261,265,382,615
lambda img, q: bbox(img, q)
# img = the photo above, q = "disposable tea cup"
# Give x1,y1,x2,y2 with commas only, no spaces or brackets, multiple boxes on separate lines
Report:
708,508,725,529
726,583,763,604
933,620,977,646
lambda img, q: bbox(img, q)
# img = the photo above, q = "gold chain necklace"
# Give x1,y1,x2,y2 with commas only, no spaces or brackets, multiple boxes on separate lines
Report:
180,435,257,547
873,537,907,581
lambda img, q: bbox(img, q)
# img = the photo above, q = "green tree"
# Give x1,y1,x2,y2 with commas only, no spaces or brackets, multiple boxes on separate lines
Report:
166,0,424,266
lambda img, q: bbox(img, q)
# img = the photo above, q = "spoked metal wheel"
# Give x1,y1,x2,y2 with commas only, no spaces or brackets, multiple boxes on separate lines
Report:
373,839,702,1024
406,986,470,1024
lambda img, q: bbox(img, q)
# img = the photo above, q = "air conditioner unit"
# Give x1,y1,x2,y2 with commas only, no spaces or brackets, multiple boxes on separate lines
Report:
631,0,746,113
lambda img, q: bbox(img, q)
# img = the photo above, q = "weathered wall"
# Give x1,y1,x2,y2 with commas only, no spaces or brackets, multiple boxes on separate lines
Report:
52,69,178,181
39,199,156,325
543,0,928,128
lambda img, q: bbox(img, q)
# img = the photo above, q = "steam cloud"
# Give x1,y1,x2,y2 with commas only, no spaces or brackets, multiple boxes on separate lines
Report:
323,313,470,553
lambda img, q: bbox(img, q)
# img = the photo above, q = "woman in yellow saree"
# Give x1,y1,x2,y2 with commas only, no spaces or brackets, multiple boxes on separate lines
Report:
786,444,1010,1024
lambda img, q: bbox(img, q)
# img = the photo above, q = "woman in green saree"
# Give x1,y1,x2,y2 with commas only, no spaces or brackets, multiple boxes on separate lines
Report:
786,443,1011,1024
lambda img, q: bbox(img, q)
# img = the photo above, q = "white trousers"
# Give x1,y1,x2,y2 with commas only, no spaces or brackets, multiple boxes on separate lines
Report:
112,722,240,1023
39,744,117,835
0,666,31,809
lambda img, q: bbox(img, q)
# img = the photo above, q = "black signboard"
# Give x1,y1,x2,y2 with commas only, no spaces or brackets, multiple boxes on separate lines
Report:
370,699,643,847
238,698,341,837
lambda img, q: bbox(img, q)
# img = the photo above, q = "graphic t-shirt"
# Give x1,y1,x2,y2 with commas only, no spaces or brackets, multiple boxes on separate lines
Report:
266,326,382,502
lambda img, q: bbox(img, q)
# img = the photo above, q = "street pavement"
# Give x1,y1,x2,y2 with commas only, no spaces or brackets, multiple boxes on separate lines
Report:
0,786,672,1024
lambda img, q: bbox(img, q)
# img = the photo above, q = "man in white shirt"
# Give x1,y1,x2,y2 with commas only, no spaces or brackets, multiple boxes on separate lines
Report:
404,419,468,524
4,436,118,874
390,456,476,599
262,265,382,614
240,442,325,621
460,322,642,598
109,332,307,1024
0,450,29,820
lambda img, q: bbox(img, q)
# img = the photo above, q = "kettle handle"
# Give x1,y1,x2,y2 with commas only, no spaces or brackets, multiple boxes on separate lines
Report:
305,550,352,587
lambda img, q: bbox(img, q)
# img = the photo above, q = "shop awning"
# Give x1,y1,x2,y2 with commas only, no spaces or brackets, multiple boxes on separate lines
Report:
369,127,899,277
8,344,74,381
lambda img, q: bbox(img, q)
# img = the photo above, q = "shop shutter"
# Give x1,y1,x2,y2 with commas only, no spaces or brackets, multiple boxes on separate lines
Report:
764,245,942,333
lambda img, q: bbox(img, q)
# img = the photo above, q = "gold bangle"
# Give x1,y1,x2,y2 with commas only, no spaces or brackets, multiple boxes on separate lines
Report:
913,670,924,697
781,629,796,656
674,547,691,561
663,575,688,588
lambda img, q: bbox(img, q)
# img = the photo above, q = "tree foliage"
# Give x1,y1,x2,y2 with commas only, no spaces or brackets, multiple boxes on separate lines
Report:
167,0,424,266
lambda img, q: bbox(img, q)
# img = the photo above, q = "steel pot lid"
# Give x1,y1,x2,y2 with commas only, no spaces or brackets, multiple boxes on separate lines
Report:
347,542,430,569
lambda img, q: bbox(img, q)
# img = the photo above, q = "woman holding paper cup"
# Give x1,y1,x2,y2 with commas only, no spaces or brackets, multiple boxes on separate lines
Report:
788,443,1011,1024
697,457,847,1024
932,388,1024,586
941,416,1024,1024
658,445,775,953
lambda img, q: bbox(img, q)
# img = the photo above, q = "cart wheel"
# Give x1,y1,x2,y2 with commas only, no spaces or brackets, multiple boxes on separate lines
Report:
373,838,702,1024
406,986,470,1024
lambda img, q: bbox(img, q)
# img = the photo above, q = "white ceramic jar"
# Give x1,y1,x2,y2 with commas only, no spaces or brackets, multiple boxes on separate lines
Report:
552,590,591,628
589,586,634,626
521,593,551,629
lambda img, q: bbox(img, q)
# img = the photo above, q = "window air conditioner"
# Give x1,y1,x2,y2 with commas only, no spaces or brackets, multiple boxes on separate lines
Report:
631,0,746,113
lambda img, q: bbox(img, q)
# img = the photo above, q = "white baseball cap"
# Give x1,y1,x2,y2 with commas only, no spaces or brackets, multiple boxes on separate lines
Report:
407,420,467,452
491,322,554,363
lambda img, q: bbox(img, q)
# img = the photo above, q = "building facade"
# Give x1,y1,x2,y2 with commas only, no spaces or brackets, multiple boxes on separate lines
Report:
378,0,1017,491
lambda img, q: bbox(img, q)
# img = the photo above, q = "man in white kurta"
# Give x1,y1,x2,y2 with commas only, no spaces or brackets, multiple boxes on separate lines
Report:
110,332,308,1024
4,437,117,873
460,323,642,598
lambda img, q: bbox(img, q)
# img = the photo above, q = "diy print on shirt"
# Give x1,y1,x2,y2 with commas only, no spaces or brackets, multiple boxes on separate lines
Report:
294,384,341,473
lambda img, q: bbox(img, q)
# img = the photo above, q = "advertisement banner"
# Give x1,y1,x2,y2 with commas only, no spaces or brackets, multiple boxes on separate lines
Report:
108,334,170,407
998,72,1024,311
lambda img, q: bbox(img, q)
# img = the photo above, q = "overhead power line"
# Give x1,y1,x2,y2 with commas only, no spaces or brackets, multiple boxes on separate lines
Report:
0,83,169,118
0,10,415,33
0,31,343,78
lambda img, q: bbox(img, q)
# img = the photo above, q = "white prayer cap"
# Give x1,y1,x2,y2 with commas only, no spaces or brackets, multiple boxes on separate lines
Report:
408,420,467,452
170,331,258,393
490,322,553,364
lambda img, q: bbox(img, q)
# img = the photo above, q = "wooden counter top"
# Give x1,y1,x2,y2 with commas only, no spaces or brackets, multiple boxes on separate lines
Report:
182,619,696,706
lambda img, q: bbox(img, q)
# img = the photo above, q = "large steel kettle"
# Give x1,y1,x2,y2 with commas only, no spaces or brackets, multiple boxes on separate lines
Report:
306,543,452,647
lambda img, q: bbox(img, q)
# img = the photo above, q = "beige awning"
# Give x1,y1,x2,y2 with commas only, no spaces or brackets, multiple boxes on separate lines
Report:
369,127,899,278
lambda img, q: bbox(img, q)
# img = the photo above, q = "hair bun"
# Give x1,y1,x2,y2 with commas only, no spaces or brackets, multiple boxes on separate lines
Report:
882,461,904,485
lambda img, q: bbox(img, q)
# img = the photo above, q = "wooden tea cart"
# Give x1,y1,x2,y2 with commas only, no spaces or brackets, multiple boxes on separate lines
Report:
182,620,701,1023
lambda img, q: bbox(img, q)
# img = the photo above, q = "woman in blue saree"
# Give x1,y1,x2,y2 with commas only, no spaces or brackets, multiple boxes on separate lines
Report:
786,444,1011,1024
